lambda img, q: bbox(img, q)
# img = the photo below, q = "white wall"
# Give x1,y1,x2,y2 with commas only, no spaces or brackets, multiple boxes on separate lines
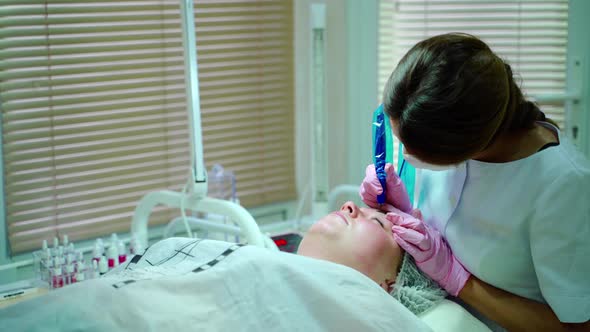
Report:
567,0,590,157
294,0,378,217
345,0,378,184
295,0,348,215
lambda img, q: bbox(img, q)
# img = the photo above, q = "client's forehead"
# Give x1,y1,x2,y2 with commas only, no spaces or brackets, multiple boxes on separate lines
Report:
364,207,387,216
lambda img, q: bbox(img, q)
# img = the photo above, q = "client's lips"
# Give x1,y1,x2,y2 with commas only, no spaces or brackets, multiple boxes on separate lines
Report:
333,212,349,225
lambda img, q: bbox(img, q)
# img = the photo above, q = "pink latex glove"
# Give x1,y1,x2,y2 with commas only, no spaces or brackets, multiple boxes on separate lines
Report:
387,210,471,296
359,163,412,213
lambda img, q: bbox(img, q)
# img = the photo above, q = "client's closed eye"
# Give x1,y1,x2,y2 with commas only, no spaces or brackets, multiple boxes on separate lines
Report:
372,218,384,228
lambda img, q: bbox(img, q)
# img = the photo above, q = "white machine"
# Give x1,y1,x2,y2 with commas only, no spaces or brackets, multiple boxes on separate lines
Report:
129,0,275,251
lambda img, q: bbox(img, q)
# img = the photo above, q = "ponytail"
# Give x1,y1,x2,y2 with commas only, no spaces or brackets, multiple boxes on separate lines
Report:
502,63,559,131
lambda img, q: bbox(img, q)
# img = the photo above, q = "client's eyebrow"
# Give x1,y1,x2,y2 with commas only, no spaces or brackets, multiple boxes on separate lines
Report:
368,211,390,225
367,208,386,217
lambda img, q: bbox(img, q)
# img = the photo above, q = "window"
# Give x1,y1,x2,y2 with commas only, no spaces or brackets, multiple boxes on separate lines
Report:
378,0,568,166
1,0,295,254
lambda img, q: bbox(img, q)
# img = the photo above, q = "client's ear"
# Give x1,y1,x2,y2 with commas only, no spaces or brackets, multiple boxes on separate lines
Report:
380,278,395,293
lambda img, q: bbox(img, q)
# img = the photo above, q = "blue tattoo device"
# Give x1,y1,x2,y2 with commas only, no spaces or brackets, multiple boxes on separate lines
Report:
372,104,387,205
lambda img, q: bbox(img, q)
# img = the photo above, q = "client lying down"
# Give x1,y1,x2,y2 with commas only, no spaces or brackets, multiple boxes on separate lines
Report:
299,201,447,315
1,202,447,331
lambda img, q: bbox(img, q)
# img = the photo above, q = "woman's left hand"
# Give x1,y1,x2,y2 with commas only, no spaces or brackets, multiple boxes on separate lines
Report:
386,209,471,296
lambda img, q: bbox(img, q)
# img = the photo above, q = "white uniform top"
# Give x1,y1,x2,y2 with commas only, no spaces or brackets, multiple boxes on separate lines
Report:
417,122,590,324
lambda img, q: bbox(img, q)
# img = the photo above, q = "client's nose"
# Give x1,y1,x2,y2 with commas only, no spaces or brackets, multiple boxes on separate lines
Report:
340,201,359,218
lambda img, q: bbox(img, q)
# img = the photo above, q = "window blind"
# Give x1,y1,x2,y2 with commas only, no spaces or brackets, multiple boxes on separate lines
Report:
378,0,568,166
0,0,295,254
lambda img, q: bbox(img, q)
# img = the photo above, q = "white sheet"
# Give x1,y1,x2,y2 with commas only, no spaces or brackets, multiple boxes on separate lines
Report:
420,299,492,332
1,238,433,331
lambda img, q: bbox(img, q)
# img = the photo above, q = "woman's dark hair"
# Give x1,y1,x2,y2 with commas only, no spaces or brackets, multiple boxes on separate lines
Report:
383,33,555,165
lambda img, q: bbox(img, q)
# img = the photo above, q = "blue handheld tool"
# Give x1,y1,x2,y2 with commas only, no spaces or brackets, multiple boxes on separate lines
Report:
372,104,387,205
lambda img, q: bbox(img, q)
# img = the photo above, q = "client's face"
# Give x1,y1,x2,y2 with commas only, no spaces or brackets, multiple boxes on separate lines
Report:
297,201,403,291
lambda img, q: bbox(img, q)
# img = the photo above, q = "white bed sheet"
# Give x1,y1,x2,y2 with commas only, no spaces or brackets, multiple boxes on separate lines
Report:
420,299,493,332
1,238,433,332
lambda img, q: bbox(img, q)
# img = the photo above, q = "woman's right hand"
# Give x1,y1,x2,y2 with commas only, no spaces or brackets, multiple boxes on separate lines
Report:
386,208,471,296
359,163,412,213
